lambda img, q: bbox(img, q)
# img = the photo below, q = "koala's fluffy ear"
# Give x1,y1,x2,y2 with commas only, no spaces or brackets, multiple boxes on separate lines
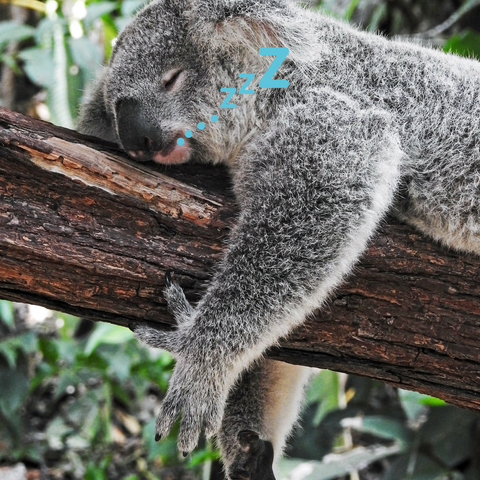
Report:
188,0,283,46
187,0,320,68
76,69,118,143
192,0,284,22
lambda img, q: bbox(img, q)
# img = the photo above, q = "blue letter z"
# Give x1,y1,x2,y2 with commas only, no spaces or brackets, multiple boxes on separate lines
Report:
238,74,255,94
220,88,237,109
258,47,289,88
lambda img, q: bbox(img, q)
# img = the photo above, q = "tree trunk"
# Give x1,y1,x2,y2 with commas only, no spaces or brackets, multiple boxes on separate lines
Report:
1,107,480,412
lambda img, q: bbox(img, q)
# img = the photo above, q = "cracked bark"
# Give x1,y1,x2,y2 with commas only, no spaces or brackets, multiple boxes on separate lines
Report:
1,107,480,413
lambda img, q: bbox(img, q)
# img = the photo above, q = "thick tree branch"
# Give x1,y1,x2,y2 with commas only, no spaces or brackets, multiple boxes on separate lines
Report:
1,107,480,412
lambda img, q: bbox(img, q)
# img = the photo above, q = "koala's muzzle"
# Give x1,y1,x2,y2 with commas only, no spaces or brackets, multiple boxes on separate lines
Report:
116,99,165,162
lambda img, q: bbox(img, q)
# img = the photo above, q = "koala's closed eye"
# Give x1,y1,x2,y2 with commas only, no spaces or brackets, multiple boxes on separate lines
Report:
163,68,184,91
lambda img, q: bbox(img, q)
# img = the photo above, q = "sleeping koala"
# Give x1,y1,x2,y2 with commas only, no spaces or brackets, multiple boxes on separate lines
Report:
77,0,480,478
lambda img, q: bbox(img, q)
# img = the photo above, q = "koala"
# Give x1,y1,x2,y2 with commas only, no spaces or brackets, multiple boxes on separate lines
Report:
77,0,480,478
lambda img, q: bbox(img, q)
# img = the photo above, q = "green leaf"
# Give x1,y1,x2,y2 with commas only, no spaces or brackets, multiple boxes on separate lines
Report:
344,0,360,21
0,343,17,368
121,0,147,17
66,392,101,440
399,389,445,423
0,300,14,328
444,30,480,60
0,332,38,368
49,20,74,128
55,338,78,365
398,389,429,422
0,354,30,417
55,370,81,399
46,416,73,450
278,444,405,480
367,3,387,32
344,416,413,447
19,47,56,88
306,370,340,426
102,16,118,60
188,445,220,467
84,2,118,28
419,396,445,406
420,406,475,468
0,21,35,47
85,323,134,356
68,36,103,82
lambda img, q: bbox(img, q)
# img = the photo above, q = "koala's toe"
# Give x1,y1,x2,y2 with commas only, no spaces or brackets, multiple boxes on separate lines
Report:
177,408,203,453
163,272,193,322
134,325,178,352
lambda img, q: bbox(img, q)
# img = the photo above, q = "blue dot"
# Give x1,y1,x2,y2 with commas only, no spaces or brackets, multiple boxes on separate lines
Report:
185,130,193,138
197,122,205,130
177,138,185,146
211,115,218,123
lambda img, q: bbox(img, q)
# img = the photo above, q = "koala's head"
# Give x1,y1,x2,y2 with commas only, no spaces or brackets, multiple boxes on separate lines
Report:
101,0,306,165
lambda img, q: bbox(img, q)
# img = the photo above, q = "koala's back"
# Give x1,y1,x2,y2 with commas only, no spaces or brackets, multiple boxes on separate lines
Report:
296,14,480,253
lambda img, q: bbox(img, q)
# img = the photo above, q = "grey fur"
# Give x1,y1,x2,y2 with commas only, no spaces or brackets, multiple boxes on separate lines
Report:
77,0,480,477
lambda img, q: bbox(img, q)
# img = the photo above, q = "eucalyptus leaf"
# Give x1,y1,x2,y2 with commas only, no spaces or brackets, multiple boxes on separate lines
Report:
0,300,14,328
55,370,81,399
0,355,29,417
46,416,73,450
343,415,413,447
306,370,340,426
444,30,480,60
84,2,118,28
0,21,35,47
19,47,55,88
121,0,147,17
85,323,133,356
398,389,429,422
0,343,18,368
278,444,404,480
49,20,74,128
68,36,103,81
420,407,475,468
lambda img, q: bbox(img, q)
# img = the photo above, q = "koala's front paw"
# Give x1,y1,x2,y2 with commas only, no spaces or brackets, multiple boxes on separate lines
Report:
227,431,276,480
155,358,226,452
135,272,229,452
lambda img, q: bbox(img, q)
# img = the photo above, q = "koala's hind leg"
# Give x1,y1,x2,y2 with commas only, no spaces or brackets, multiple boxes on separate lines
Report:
219,359,311,480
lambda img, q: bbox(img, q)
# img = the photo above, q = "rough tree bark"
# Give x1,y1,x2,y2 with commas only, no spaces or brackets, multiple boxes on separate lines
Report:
1,107,480,413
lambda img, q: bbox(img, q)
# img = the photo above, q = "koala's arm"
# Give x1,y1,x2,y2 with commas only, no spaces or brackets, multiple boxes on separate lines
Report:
135,88,403,452
76,69,118,143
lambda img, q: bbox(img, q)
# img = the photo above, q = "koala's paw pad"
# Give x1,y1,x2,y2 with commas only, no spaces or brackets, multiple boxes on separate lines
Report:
228,430,276,480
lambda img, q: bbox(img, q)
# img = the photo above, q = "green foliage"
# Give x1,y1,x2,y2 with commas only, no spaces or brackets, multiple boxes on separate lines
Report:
0,0,147,126
0,301,215,478
306,369,340,426
444,29,480,59
290,370,479,479
1,0,480,477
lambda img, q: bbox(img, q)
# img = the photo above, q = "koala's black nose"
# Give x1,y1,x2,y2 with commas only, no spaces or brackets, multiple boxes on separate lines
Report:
116,99,162,161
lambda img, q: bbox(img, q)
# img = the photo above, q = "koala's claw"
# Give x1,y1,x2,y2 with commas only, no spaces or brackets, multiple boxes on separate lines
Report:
155,433,161,442
227,431,276,480
165,269,173,287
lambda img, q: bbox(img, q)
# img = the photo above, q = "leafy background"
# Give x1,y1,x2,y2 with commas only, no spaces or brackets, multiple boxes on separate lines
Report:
1,0,480,479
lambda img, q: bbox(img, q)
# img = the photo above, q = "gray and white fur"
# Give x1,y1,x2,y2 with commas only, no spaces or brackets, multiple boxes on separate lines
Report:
77,0,480,478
